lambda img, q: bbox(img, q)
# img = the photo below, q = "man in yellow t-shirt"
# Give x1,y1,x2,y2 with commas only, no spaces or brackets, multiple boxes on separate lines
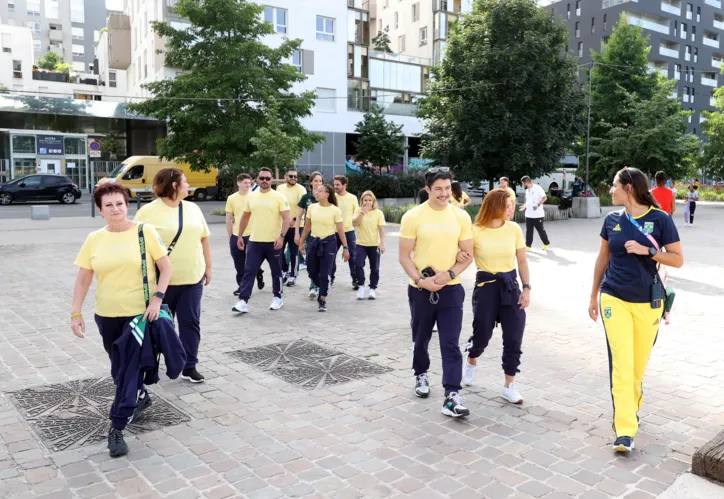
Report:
499,177,517,220
225,173,265,296
275,169,307,286
399,168,474,419
332,175,360,289
232,168,291,313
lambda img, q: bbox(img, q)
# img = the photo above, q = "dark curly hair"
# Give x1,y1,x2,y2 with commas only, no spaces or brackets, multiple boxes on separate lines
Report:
94,183,129,209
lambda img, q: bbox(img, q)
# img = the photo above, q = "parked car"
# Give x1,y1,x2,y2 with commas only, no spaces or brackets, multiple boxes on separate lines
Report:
0,174,81,205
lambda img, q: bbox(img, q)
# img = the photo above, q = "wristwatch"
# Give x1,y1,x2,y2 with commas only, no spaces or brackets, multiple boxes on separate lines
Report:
343,245,349,250
448,270,456,280
522,284,531,290
153,291,166,299
648,247,658,258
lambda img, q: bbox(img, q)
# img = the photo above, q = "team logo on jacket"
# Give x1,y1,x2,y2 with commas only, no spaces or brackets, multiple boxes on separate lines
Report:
644,222,654,234
612,224,621,232
603,307,612,319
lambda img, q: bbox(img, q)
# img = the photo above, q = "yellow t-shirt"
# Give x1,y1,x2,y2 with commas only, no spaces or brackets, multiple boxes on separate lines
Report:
450,191,471,208
336,192,359,232
135,199,210,285
399,202,473,287
506,188,517,204
243,190,290,242
354,208,386,247
75,224,167,317
276,183,307,228
307,203,342,239
225,191,251,237
472,221,525,274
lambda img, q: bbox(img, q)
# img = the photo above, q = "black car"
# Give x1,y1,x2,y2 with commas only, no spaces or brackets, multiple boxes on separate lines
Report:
0,174,82,205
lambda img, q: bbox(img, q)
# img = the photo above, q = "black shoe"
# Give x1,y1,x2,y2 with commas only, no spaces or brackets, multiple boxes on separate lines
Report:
233,289,240,296
108,428,128,458
282,272,289,284
318,299,327,312
129,392,152,424
181,368,205,383
352,280,359,291
257,274,265,290
441,392,470,418
330,276,335,287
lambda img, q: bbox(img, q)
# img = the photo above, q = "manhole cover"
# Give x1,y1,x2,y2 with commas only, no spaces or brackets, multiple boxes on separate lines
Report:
229,340,392,390
6,377,190,452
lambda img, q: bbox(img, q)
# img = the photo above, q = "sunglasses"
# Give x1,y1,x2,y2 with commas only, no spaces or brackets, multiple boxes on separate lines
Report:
258,176,272,181
427,167,450,173
287,175,297,178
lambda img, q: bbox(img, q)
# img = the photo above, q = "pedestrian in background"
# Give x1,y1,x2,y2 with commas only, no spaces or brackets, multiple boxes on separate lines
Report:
651,171,676,216
459,189,531,404
589,167,683,453
72,183,172,457
276,168,307,287
519,176,550,250
684,185,699,226
135,168,212,384
296,171,324,298
352,190,386,300
331,175,359,289
225,173,258,296
450,181,472,208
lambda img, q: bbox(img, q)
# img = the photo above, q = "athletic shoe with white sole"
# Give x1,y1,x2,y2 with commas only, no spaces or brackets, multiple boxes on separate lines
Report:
352,280,359,291
181,368,205,383
232,300,249,313
282,272,288,284
269,297,283,310
414,373,430,398
286,276,296,287
357,286,366,300
318,299,327,312
129,392,152,424
462,355,476,386
441,392,470,418
308,288,318,300
503,383,524,404
299,263,307,270
613,436,634,453
368,288,376,300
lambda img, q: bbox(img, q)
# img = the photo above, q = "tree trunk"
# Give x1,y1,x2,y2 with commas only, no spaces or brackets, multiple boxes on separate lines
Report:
692,430,724,482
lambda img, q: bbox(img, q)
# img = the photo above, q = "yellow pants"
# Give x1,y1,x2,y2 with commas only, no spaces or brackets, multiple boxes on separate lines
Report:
600,293,661,438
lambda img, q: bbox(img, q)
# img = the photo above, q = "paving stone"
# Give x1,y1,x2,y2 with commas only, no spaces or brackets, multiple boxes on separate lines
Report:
516,480,553,498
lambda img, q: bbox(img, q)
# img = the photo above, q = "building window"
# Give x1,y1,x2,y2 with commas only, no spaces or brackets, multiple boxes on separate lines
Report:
315,88,336,113
27,0,40,15
33,40,41,52
13,60,22,78
46,0,59,18
575,0,580,16
72,61,85,72
420,26,428,45
685,45,691,61
26,22,40,33
567,3,570,19
686,3,693,19
577,41,583,57
8,1,15,13
692,26,696,42
292,49,302,72
591,17,595,34
565,44,568,52
412,2,419,22
378,19,382,32
697,6,701,22
72,44,85,57
398,34,406,52
316,16,335,41
72,27,84,40
394,11,399,29
108,71,117,88
144,49,148,78
694,47,698,63
603,13,607,31
264,7,287,34
575,21,580,38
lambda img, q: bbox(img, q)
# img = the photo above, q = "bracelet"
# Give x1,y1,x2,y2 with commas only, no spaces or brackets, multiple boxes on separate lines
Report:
414,277,422,286
71,313,83,319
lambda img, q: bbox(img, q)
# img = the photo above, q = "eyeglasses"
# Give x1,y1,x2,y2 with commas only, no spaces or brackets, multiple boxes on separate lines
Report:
258,176,272,181
427,167,450,173
287,175,297,179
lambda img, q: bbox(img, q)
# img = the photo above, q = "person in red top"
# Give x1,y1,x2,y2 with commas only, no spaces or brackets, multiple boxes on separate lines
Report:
651,171,676,215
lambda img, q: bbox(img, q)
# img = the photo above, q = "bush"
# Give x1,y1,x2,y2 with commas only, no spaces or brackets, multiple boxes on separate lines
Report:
544,195,561,206
347,170,426,199
598,193,613,206
381,203,416,224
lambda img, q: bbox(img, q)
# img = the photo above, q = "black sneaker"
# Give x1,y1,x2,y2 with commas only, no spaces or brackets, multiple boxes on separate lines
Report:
233,289,240,296
415,373,430,398
282,272,289,284
613,436,634,453
330,276,335,287
256,271,265,290
181,368,205,383
352,280,359,291
318,299,327,312
129,392,152,424
108,428,128,458
441,392,470,418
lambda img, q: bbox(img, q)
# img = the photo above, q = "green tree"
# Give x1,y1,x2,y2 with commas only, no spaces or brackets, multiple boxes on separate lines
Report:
417,0,585,184
37,52,63,70
353,104,407,168
99,131,125,160
372,26,393,53
701,88,724,180
127,0,323,172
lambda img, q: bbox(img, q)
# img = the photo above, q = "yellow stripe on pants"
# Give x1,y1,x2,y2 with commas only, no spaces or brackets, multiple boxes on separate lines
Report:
600,293,661,438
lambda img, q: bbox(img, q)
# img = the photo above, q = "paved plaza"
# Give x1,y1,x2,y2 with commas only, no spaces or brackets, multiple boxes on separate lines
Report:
0,202,722,499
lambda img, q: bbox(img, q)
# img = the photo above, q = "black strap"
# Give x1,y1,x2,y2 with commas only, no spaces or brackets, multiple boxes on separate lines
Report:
138,223,150,308
166,202,184,256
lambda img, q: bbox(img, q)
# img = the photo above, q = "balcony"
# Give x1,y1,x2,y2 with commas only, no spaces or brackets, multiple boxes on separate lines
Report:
628,13,669,35
705,0,721,7
348,0,369,10
659,44,679,58
713,56,723,68
702,75,718,87
660,1,680,15
715,18,724,31
648,64,667,76
704,35,720,49
434,0,462,13
48,45,64,58
107,13,131,70
32,71,66,82
49,30,63,42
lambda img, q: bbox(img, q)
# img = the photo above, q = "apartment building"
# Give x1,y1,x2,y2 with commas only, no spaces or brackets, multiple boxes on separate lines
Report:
0,0,107,73
549,0,724,134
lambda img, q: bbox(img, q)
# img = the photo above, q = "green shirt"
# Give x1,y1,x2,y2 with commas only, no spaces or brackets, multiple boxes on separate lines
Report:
297,192,317,228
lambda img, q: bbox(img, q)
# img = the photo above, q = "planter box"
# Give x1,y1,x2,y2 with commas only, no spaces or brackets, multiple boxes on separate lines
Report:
572,197,602,218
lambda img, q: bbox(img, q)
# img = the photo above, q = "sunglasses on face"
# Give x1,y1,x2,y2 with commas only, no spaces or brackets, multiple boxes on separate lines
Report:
258,176,272,181
287,175,297,179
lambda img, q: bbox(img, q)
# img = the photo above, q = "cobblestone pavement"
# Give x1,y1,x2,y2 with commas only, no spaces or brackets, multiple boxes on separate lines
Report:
0,203,722,499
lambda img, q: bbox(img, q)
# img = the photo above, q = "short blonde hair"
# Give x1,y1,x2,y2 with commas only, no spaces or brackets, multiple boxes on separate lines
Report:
360,190,378,210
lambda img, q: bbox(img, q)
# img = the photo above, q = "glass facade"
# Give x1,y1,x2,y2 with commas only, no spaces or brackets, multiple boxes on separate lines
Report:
370,59,423,93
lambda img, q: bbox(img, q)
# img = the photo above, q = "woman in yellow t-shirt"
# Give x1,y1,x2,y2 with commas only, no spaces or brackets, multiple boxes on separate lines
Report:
450,181,472,209
352,190,386,300
299,184,350,312
457,189,531,405
71,183,172,458
135,168,211,384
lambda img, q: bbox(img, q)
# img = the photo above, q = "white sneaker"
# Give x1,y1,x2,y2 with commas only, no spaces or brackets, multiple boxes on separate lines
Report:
286,276,296,287
368,288,376,300
299,263,307,270
503,383,523,405
232,300,249,314
357,286,366,300
308,288,318,300
462,355,476,386
269,297,283,310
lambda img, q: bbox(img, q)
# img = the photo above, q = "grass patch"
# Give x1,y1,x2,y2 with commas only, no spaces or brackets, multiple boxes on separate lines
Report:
381,204,416,224
211,209,226,216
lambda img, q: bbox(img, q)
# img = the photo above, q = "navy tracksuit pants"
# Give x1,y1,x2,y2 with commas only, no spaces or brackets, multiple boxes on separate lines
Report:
332,230,356,283
355,245,380,289
306,235,337,298
165,280,203,371
95,314,144,430
239,241,283,301
280,227,299,278
229,235,264,293
409,284,465,396
466,270,526,376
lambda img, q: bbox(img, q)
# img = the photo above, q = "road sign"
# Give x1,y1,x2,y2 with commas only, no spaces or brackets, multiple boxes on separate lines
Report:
89,140,101,158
